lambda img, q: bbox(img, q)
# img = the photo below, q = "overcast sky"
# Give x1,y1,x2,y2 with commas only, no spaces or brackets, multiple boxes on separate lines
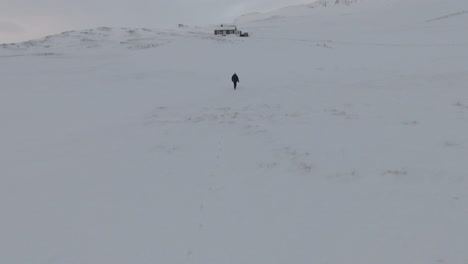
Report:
0,0,312,43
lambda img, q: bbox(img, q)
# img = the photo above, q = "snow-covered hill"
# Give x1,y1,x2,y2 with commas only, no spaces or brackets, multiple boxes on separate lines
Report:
1,0,467,263
0,27,225,53
235,0,361,22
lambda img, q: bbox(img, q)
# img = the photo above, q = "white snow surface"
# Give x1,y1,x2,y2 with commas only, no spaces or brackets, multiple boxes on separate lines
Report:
1,0,468,263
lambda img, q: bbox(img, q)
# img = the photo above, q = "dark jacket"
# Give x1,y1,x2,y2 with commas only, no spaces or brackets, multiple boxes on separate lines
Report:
231,74,239,83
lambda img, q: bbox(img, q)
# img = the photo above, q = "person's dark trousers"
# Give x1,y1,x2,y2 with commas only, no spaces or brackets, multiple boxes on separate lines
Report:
234,82,237,89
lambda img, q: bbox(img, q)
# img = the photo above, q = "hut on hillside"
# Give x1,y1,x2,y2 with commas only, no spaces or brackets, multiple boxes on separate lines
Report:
214,24,239,36
214,24,249,37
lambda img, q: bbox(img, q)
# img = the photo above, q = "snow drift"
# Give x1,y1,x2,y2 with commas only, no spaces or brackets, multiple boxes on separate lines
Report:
1,0,467,263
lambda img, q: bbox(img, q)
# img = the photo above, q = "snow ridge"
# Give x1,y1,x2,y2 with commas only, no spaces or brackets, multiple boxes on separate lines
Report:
0,27,229,53
235,0,360,23
308,0,360,8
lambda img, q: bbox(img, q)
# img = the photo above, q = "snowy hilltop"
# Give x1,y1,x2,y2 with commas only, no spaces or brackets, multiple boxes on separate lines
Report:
0,27,223,52
1,0,467,263
235,0,362,23
309,0,361,7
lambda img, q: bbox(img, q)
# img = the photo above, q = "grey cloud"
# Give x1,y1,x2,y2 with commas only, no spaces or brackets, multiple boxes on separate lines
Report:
0,22,24,32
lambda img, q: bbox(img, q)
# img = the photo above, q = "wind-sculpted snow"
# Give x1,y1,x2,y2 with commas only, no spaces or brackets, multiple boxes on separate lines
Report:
426,10,468,22
308,0,360,7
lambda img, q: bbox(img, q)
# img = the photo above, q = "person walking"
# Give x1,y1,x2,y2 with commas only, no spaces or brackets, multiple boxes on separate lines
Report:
231,73,239,90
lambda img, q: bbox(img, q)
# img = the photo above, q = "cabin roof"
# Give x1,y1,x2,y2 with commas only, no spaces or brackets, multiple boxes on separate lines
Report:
215,25,237,31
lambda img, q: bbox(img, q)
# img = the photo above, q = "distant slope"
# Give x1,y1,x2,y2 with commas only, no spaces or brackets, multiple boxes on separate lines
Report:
308,0,360,7
235,0,361,23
